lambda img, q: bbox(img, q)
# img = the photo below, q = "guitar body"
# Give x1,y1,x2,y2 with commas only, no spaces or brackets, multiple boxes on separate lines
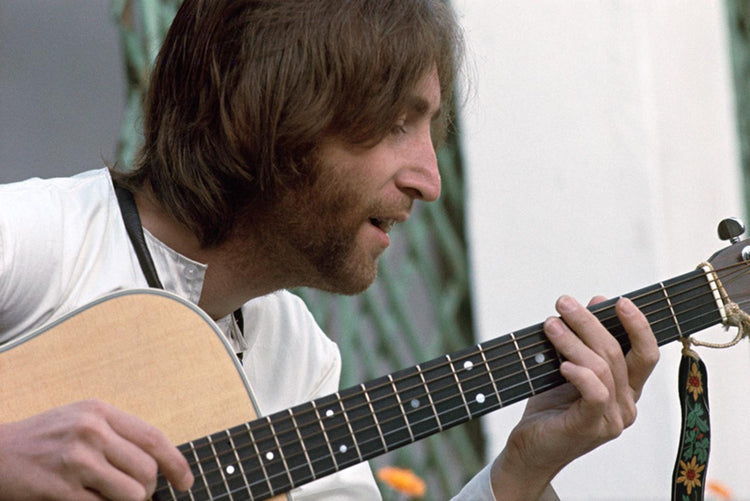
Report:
0,289,285,500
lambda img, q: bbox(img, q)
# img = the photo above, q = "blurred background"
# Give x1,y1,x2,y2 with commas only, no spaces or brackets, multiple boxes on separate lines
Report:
2,1,749,499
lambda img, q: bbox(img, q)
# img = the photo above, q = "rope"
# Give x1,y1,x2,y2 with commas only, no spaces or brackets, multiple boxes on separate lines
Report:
689,262,750,349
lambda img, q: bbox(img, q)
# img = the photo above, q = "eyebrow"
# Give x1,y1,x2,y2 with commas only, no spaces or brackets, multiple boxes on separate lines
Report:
406,95,442,122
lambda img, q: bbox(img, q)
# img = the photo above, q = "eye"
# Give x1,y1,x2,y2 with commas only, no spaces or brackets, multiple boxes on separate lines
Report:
391,123,407,135
390,113,408,135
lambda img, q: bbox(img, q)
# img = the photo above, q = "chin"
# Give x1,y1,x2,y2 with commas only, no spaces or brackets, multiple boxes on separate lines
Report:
319,263,379,296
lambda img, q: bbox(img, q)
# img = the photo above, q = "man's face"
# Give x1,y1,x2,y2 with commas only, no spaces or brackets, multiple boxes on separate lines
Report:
268,69,443,294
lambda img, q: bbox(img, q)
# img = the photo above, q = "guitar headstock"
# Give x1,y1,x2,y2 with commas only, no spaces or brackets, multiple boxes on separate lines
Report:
706,218,750,316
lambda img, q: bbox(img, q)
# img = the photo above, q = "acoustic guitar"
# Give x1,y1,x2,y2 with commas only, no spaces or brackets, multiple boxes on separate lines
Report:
3,219,750,501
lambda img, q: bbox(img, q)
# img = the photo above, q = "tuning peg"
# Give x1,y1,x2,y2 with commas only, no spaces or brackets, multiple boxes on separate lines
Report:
718,217,746,243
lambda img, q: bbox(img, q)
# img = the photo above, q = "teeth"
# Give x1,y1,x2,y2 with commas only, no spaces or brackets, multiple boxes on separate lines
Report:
371,218,395,233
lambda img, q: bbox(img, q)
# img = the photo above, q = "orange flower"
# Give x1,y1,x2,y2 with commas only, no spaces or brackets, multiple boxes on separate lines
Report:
707,480,732,500
377,466,427,498
686,362,704,401
676,456,706,495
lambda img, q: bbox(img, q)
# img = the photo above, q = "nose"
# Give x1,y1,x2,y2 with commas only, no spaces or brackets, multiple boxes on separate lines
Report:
395,133,441,202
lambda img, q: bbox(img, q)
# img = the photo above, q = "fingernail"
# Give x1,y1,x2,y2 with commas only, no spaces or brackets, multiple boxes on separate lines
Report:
545,317,565,337
180,472,195,491
617,297,636,316
556,295,576,314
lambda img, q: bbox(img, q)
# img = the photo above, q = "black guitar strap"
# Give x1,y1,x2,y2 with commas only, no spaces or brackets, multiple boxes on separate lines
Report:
114,184,245,360
114,185,164,289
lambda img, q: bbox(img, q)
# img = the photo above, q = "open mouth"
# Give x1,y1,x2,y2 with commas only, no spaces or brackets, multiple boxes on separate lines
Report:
369,217,396,233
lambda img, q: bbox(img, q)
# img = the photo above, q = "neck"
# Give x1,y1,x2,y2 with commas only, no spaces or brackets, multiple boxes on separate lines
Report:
132,190,292,320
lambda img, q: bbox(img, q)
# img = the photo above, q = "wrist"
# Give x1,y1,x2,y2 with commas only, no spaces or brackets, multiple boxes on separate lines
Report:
490,450,558,501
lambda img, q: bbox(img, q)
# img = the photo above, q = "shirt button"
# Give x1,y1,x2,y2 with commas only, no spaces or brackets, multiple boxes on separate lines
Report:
185,265,198,278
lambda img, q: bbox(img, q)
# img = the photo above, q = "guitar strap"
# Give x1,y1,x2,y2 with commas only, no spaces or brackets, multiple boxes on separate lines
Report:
114,185,164,289
114,184,245,360
671,345,710,501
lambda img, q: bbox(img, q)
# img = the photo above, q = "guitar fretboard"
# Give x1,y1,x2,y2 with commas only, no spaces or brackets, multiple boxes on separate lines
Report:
154,267,723,500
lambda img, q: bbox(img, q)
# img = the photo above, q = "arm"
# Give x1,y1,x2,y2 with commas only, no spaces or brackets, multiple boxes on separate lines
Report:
0,400,193,501
488,295,659,500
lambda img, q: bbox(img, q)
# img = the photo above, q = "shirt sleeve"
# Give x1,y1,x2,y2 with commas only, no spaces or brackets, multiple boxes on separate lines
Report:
450,463,560,501
450,463,497,501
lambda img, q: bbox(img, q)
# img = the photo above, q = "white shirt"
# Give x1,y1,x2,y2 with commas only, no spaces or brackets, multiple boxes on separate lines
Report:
0,168,497,500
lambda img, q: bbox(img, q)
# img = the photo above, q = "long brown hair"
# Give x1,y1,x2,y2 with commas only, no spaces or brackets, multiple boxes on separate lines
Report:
115,0,463,247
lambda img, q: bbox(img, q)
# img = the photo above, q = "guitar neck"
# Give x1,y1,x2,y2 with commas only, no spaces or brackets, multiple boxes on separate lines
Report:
154,267,723,500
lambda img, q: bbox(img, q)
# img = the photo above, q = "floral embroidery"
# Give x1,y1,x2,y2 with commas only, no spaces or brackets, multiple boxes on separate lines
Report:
377,466,427,498
676,456,706,495
672,355,710,501
686,362,704,401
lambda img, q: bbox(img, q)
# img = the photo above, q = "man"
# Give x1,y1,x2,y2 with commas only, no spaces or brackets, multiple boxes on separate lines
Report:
0,0,659,499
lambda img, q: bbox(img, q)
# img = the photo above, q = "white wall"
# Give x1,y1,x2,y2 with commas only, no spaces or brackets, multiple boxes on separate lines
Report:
456,0,749,499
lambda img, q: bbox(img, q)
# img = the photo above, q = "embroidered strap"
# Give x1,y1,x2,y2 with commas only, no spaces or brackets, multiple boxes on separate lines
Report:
671,343,710,500
669,259,750,500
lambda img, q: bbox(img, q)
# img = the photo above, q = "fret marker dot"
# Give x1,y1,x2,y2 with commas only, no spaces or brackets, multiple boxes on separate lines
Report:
463,360,474,371
339,444,348,454
475,393,486,404
226,465,235,475
265,452,274,461
325,409,335,418
535,353,546,364
410,398,420,409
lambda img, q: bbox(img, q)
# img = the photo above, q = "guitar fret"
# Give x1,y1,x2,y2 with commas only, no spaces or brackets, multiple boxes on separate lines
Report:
477,344,502,408
206,435,234,501
250,418,294,494
509,332,535,396
361,383,389,450
225,429,253,499
212,428,262,499
388,374,415,442
165,482,178,501
663,270,723,338
289,402,336,479
188,440,214,500
266,416,294,488
453,346,503,418
287,408,316,482
366,375,411,450
660,281,683,337
444,354,472,417
421,354,469,428
310,401,341,472
515,326,564,395
336,391,364,463
387,365,442,442
416,364,443,432
244,423,275,496
313,393,361,469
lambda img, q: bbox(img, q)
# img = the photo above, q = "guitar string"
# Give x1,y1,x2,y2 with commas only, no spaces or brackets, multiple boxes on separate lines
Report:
155,262,747,499
160,291,733,501
154,262,750,498
159,296,726,500
157,264,743,500
185,264,731,457
159,303,739,501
